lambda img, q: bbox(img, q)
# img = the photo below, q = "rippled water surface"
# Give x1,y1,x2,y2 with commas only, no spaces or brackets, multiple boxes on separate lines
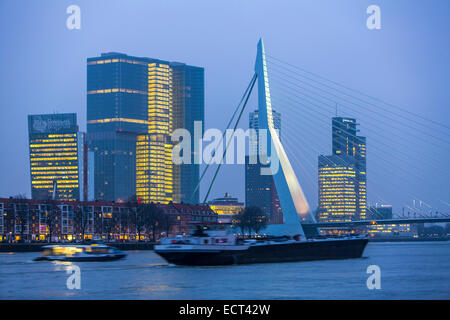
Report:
1,242,449,299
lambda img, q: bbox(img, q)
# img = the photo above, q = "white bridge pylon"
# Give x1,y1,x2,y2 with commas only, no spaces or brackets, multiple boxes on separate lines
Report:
255,39,316,236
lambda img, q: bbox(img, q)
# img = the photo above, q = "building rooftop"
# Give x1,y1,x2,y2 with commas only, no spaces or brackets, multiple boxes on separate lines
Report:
208,193,244,206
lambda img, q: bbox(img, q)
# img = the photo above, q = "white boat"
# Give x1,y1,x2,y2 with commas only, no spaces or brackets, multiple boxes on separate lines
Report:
34,243,127,262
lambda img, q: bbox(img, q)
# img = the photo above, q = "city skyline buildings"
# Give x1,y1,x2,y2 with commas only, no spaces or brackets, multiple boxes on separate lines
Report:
1,1,448,215
317,117,367,222
86,52,204,204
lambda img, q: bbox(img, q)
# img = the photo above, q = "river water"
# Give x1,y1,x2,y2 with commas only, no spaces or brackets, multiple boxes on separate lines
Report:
0,242,449,299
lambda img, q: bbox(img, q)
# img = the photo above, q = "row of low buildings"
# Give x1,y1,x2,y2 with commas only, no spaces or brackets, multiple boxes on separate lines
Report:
0,198,217,242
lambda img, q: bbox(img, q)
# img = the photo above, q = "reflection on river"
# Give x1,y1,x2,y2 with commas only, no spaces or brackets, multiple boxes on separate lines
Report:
0,242,449,299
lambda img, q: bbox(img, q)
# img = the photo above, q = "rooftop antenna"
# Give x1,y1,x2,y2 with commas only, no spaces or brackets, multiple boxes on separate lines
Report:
335,102,338,116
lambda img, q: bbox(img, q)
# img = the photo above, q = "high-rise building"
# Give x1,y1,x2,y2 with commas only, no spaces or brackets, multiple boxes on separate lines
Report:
331,117,367,219
87,53,204,203
28,113,92,201
87,53,150,202
171,63,204,204
135,61,174,204
317,155,358,222
245,109,283,224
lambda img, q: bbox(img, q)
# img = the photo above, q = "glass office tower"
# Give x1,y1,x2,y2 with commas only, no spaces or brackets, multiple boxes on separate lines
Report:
317,155,358,222
28,113,89,201
332,117,367,220
87,53,150,202
317,117,367,222
87,52,204,204
171,63,204,204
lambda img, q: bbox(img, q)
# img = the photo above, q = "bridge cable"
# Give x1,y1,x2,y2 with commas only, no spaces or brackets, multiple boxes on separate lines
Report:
273,94,447,212
280,120,397,211
267,64,450,146
272,91,449,188
266,54,450,132
268,77,450,173
202,73,257,203
191,74,257,202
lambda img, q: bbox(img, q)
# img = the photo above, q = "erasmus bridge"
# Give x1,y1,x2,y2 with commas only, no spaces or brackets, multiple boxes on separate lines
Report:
198,39,450,236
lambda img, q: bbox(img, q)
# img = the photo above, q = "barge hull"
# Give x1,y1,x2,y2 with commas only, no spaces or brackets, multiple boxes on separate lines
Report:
155,238,368,266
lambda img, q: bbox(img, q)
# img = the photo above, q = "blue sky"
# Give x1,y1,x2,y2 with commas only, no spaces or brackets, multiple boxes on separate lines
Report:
0,0,448,214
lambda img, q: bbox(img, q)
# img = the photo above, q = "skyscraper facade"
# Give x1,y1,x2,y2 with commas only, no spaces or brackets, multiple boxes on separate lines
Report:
317,117,367,222
245,109,283,224
136,61,174,204
317,155,358,222
87,53,150,202
28,113,91,201
332,117,367,219
171,63,204,204
87,52,204,204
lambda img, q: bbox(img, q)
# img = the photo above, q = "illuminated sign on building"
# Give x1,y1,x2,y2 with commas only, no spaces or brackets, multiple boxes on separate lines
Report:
28,114,77,134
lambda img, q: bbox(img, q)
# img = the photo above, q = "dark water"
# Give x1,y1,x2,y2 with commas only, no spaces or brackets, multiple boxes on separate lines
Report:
0,242,449,299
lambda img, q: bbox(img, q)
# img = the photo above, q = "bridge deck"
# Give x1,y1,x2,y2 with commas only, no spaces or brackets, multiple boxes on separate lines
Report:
303,218,450,228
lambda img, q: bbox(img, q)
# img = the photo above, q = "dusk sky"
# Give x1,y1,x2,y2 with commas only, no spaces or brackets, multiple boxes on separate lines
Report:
0,0,449,214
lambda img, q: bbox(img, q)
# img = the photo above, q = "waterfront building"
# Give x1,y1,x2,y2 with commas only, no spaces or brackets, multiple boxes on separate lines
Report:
0,198,217,242
208,193,244,224
28,113,93,201
245,110,283,224
365,205,414,238
317,117,367,225
317,155,358,222
332,117,367,220
87,53,204,204
367,223,414,238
